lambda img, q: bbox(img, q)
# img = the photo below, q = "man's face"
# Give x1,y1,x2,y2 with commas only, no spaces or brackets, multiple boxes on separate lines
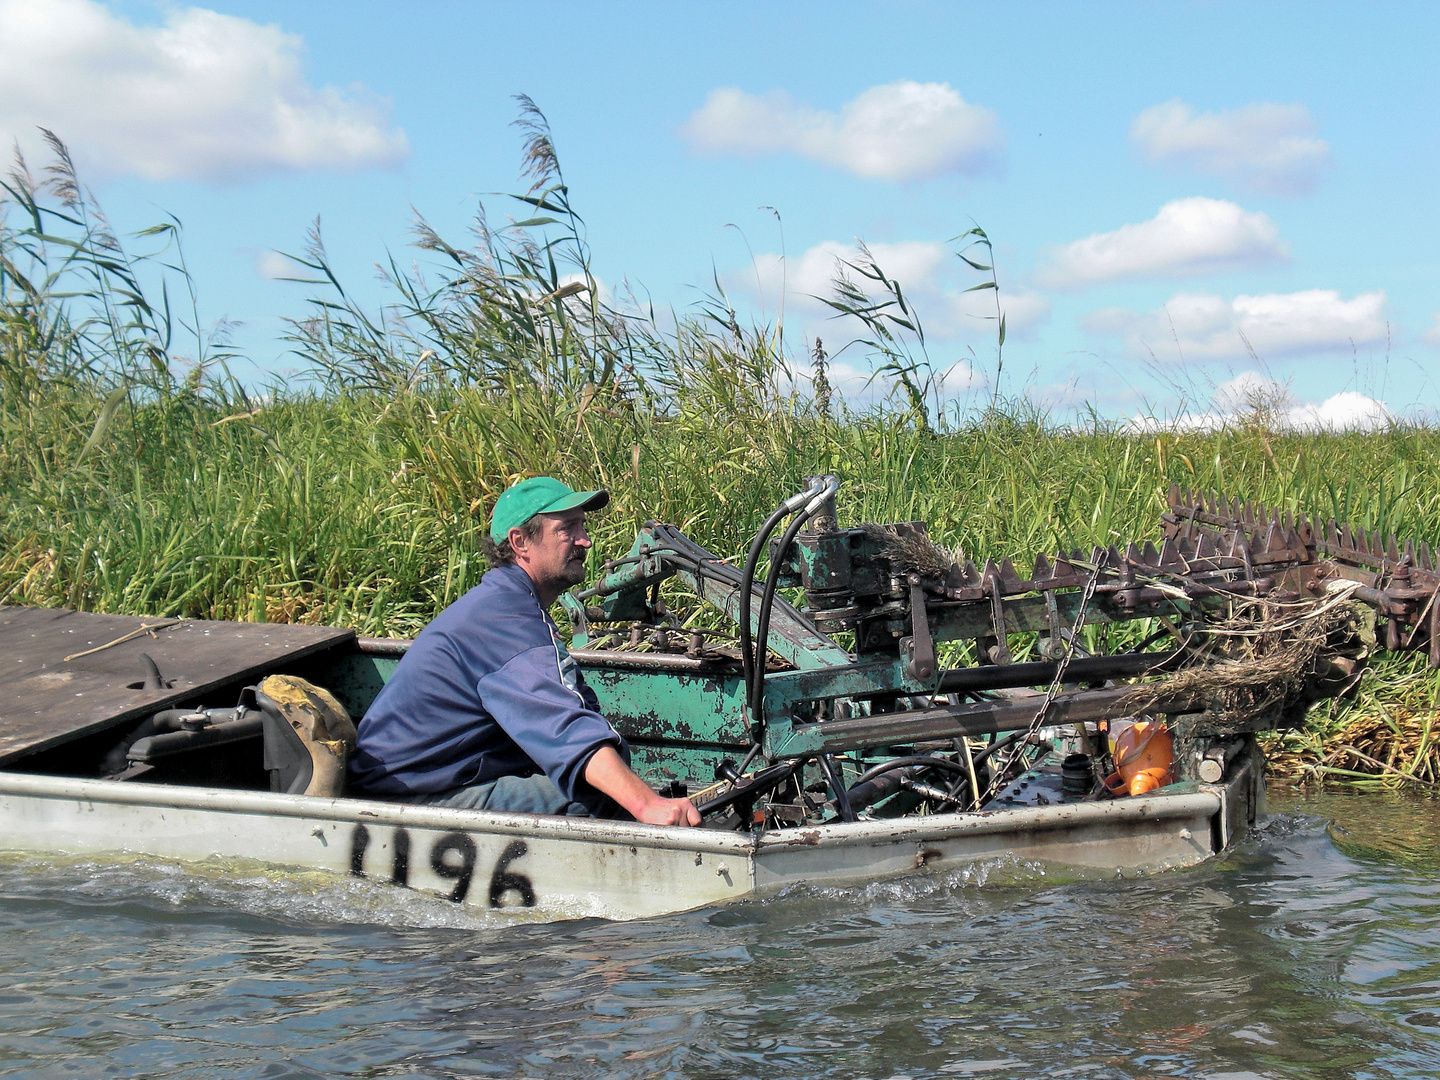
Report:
510,508,592,598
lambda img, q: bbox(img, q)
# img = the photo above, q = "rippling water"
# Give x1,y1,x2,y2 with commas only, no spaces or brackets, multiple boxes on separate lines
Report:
3,788,1439,1079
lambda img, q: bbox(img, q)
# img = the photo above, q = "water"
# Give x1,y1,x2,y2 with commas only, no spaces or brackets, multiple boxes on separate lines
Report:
3,789,1439,1079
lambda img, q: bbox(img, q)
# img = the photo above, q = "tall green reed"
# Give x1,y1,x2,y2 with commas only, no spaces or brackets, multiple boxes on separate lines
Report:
5,122,1440,781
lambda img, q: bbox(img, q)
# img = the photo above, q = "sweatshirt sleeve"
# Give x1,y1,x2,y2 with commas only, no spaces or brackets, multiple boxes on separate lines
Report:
475,643,623,803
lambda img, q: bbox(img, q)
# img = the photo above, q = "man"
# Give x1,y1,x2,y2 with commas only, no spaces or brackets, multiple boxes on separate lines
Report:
349,476,701,826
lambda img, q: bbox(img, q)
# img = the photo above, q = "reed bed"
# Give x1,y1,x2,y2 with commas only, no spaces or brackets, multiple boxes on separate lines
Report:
3,119,1438,787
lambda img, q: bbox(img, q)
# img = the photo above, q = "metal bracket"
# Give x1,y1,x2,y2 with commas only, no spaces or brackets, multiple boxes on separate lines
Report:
1043,587,1065,659
984,572,1014,665
902,576,938,682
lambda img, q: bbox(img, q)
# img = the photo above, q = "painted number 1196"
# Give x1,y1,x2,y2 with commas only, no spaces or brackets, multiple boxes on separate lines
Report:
348,824,536,907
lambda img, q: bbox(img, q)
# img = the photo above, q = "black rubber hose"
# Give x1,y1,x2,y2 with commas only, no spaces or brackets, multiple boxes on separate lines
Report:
656,526,745,582
844,766,919,814
738,502,798,729
849,754,971,788
738,482,826,733
750,503,823,727
850,755,976,812
973,730,1026,768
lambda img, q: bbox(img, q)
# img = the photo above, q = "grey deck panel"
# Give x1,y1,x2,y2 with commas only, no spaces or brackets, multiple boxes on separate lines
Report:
0,606,356,765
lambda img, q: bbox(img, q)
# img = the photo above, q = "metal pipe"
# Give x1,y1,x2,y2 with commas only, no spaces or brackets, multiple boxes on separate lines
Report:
695,760,798,818
900,777,967,807
936,651,1173,694
357,637,411,657
568,649,735,672
788,683,1190,754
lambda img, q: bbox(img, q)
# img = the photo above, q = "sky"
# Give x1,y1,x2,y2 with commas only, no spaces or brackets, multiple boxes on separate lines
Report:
1,0,1436,428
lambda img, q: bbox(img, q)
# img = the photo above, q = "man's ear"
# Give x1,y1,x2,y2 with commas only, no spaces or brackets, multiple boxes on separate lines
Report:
508,525,531,557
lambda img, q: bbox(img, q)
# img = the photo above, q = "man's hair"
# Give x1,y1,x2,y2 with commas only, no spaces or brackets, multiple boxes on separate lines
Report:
483,516,544,568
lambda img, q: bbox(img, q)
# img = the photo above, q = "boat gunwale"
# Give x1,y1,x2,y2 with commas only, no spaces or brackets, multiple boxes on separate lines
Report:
0,771,758,855
0,770,1223,857
750,789,1223,851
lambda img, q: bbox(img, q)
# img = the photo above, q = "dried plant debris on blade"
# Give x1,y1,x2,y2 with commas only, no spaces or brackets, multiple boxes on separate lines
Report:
859,522,960,582
1121,594,1376,738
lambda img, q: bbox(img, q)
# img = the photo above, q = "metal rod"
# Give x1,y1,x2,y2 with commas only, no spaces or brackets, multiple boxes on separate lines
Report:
958,737,981,810
818,753,857,822
357,637,411,657
788,683,1195,755
568,649,735,672
935,651,1173,694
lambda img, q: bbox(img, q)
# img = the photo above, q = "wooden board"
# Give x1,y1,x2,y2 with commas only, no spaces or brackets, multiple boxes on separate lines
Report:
0,606,356,766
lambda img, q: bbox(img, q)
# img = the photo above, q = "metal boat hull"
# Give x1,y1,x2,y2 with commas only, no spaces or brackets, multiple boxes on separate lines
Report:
0,755,1256,920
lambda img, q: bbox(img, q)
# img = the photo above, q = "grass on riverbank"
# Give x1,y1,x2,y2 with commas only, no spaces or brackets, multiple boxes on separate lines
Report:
3,123,1438,789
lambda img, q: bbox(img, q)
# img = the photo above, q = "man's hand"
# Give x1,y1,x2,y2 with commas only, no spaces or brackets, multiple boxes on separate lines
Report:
584,746,701,827
633,795,702,827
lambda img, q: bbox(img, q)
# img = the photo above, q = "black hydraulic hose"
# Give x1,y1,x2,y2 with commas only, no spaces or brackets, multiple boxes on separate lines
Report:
846,757,977,815
738,505,799,726
849,754,971,789
750,478,839,733
844,766,920,814
843,740,1033,815
750,511,816,725
973,730,1026,768
737,481,827,734
661,527,745,580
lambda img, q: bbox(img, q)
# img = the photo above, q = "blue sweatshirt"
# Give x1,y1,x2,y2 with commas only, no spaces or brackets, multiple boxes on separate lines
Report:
348,563,626,813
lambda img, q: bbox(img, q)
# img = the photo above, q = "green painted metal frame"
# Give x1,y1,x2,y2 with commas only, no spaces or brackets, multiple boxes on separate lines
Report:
556,523,1203,770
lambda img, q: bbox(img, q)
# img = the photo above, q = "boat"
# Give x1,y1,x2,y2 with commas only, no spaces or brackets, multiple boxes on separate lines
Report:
0,482,1412,920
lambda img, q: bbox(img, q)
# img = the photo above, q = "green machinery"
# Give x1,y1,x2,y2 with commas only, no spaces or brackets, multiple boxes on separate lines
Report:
558,476,1426,825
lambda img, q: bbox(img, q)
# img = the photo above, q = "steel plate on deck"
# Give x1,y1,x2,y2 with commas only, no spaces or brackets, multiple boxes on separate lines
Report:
0,606,356,765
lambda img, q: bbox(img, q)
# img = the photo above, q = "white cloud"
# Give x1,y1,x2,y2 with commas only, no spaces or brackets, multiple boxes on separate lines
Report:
0,0,408,182
750,240,947,312
1129,371,1390,432
1132,99,1330,196
742,239,1012,411
996,290,1053,340
1424,313,1440,347
1287,391,1391,430
1087,288,1389,363
680,81,1003,181
1037,198,1287,289
254,250,292,280
744,239,1048,342
809,355,981,406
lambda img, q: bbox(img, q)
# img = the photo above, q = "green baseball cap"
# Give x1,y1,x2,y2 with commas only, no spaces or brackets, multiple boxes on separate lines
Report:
489,476,609,544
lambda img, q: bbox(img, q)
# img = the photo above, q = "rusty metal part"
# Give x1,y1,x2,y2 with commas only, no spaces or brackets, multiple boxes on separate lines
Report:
1161,484,1440,667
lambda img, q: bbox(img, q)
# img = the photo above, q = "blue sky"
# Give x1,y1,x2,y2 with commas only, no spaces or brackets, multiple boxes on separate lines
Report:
2,0,1436,427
